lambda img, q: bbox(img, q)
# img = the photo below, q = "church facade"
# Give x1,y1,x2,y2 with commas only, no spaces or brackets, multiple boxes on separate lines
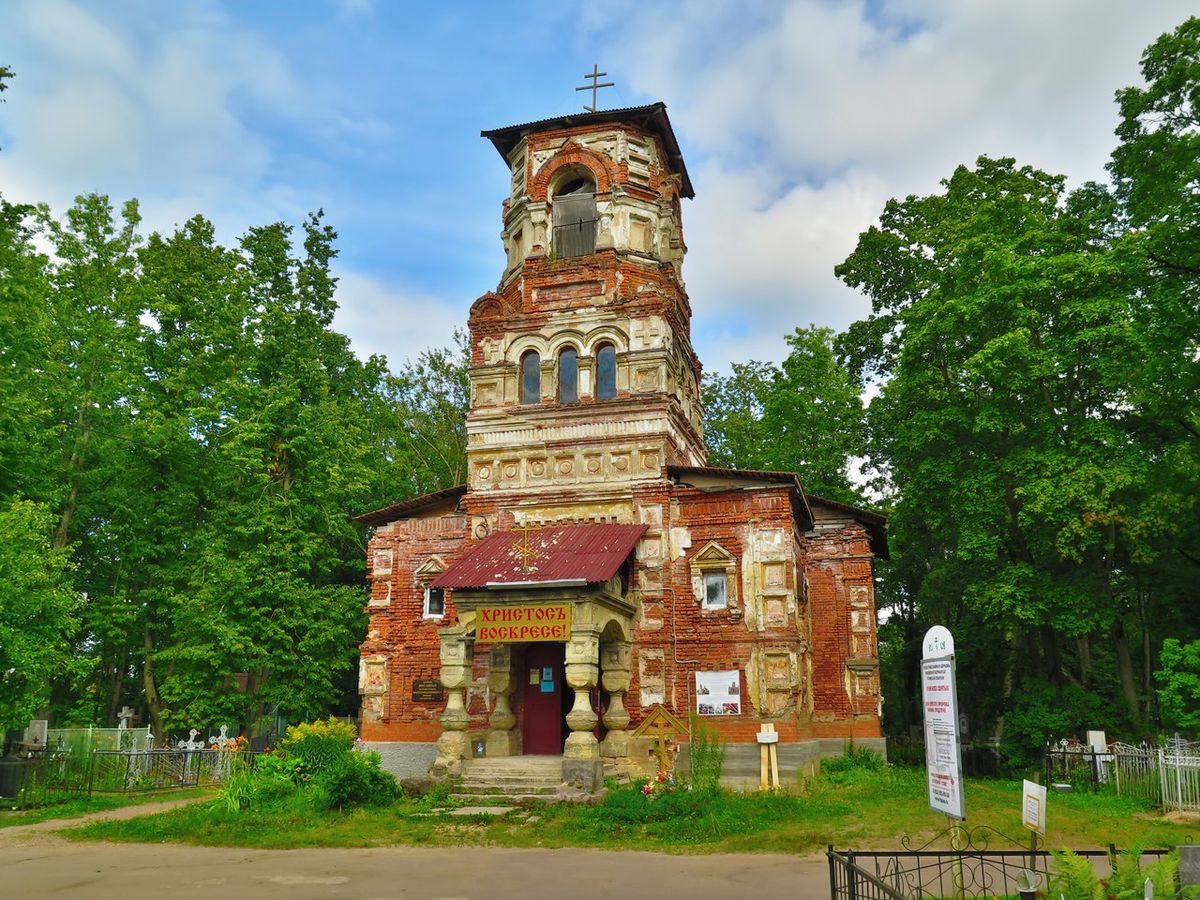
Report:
357,104,887,790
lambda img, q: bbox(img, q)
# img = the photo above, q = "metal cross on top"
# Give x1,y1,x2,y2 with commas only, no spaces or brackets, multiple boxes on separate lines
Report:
576,64,614,112
513,521,540,574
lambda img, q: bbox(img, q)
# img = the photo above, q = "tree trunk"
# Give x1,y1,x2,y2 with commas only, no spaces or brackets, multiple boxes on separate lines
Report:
1138,591,1154,722
142,627,164,740
1077,634,1091,687
1112,617,1143,734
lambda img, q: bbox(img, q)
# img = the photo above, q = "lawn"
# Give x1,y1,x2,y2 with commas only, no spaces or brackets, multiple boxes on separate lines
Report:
0,788,209,829
63,766,1197,854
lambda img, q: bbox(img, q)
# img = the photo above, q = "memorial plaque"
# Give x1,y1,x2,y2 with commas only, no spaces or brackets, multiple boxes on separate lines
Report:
411,678,444,702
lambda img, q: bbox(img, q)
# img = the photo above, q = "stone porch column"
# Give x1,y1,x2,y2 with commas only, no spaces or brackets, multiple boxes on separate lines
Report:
433,633,471,775
563,629,602,791
599,640,632,759
486,644,518,756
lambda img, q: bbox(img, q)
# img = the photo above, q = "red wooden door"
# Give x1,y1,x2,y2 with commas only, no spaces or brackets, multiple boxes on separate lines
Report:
522,644,566,754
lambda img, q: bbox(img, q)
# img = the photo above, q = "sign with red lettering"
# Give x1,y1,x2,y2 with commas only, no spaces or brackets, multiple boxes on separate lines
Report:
476,604,572,643
922,625,965,820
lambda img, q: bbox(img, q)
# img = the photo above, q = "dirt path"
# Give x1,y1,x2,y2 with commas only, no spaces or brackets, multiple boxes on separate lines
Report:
0,794,210,842
0,838,830,899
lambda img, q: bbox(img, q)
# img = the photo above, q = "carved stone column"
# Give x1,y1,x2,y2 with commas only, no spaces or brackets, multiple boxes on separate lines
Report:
599,639,632,759
486,644,518,756
563,629,602,791
433,632,471,774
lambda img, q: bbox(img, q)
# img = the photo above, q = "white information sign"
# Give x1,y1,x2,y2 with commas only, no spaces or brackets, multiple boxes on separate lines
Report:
695,670,741,716
1022,780,1047,835
922,625,965,820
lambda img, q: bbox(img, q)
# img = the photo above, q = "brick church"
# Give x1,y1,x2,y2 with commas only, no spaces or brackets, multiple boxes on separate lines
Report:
357,103,887,790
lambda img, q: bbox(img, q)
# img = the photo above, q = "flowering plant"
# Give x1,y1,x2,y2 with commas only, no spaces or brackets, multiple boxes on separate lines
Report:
639,770,677,799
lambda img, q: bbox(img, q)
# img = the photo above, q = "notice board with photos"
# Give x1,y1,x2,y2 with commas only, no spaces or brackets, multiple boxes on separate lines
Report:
695,670,741,716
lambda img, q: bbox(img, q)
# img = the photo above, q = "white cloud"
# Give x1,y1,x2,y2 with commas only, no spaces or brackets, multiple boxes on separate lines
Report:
332,270,462,370
0,1,307,235
597,0,1197,374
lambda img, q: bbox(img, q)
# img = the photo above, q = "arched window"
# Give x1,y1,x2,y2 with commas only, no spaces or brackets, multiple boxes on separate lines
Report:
552,171,598,258
558,347,578,404
520,351,541,405
595,343,616,400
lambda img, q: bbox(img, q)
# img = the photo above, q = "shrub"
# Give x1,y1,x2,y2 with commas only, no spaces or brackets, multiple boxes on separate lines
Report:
312,750,400,811
278,717,357,774
688,716,727,792
217,758,296,812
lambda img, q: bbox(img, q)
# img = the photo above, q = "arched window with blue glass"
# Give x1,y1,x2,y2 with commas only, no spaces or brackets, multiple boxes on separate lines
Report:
520,350,541,405
595,343,617,401
558,346,578,404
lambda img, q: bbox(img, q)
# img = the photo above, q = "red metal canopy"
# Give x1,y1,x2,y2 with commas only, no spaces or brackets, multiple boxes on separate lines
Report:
432,523,647,590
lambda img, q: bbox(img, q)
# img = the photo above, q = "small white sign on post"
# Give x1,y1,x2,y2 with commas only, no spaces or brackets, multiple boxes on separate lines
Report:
921,625,966,820
1022,780,1047,835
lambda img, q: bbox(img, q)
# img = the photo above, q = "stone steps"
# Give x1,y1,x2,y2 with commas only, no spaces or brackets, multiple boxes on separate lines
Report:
455,756,567,804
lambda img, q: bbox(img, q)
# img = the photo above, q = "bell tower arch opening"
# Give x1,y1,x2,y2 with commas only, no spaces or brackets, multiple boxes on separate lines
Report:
550,166,598,258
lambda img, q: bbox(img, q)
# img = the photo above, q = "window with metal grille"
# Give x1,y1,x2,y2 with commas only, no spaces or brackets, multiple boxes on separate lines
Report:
552,175,597,257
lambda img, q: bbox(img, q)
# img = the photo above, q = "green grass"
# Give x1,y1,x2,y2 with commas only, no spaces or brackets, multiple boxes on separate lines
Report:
63,768,1199,854
0,788,209,829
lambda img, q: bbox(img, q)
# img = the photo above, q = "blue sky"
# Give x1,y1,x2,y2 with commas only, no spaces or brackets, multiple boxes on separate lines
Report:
0,0,1194,374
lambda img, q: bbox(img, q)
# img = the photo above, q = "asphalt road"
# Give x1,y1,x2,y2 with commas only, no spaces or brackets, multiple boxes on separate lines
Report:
0,804,831,899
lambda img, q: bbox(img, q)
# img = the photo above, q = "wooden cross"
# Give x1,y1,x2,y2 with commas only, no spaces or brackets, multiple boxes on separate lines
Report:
514,521,540,574
632,704,687,772
575,64,614,113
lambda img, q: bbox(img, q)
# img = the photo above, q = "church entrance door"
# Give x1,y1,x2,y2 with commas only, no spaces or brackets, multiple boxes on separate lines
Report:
522,643,567,754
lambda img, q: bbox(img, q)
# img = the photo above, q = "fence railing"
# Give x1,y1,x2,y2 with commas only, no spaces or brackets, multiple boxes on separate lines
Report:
1045,738,1200,812
91,749,257,792
828,826,1170,900
0,751,93,807
0,748,257,806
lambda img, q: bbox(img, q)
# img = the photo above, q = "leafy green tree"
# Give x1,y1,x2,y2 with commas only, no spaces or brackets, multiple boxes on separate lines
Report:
381,332,470,496
0,499,83,730
837,156,1154,732
702,326,866,501
1156,639,1200,733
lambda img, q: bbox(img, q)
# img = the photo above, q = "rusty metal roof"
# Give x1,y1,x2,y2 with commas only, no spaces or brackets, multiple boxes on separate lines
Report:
432,523,647,589
354,484,467,527
481,102,694,199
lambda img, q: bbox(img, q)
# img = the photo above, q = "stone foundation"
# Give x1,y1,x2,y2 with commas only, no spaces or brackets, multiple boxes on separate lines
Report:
363,740,438,780
673,738,889,789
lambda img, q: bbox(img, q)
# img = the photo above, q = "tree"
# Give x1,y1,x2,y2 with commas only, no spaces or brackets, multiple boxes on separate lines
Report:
0,500,82,730
836,156,1155,737
702,326,866,501
1156,639,1200,734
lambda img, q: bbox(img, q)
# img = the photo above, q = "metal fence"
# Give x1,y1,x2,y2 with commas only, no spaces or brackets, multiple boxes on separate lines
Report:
91,749,258,792
1045,737,1200,812
1161,737,1200,813
0,748,257,806
0,751,92,807
828,826,1169,899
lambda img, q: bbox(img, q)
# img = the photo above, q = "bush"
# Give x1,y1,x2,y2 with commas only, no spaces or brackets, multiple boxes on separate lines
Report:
278,717,357,774
688,716,727,791
312,750,400,811
217,757,296,812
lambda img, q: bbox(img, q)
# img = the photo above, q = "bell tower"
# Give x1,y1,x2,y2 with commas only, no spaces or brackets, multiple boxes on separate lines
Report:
465,104,705,516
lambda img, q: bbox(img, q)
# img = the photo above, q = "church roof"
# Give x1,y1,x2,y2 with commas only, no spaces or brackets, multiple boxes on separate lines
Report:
668,465,814,529
482,102,695,199
667,466,890,559
354,484,467,527
432,523,647,590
